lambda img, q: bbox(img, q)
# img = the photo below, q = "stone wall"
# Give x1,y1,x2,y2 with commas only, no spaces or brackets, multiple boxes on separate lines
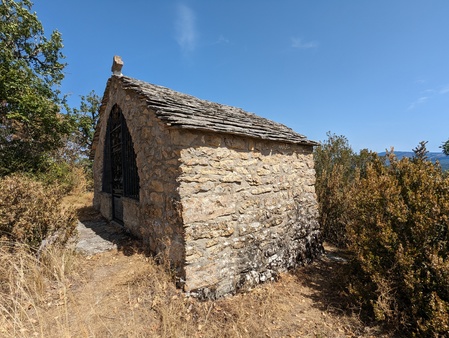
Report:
172,130,322,298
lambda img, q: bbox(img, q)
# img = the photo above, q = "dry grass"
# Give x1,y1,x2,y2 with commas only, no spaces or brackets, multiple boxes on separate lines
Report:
0,192,391,337
0,245,388,337
0,242,80,337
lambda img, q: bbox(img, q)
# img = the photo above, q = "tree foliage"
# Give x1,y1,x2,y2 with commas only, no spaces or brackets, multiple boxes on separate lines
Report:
47,91,101,191
412,140,429,160
313,132,354,246
72,90,101,159
442,139,449,156
0,0,73,175
313,132,378,246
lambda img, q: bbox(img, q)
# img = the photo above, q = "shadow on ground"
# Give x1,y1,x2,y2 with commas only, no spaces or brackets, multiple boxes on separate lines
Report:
74,206,144,257
294,246,355,316
293,245,393,337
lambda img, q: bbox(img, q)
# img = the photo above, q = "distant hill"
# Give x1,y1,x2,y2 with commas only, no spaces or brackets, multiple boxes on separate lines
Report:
378,151,449,171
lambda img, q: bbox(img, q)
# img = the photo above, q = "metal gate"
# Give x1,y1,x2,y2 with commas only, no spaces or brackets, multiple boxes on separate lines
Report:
102,104,139,224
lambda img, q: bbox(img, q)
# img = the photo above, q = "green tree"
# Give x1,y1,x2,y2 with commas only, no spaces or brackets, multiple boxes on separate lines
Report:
0,0,73,175
314,132,379,246
442,139,449,156
45,91,101,192
72,90,101,159
413,140,429,160
313,132,355,246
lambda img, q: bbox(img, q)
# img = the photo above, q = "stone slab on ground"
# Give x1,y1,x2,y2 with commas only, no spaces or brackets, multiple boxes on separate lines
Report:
75,220,131,255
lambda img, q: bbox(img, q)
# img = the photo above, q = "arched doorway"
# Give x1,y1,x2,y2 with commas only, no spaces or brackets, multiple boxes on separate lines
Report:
102,104,139,223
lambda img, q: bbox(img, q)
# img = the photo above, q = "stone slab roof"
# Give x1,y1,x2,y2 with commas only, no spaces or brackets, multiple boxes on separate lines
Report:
91,75,317,158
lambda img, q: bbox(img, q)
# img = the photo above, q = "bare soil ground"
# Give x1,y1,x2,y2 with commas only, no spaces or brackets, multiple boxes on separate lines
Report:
2,193,392,337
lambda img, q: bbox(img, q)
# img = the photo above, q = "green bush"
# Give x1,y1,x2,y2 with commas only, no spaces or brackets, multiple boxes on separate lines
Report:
314,132,378,247
0,174,77,249
314,133,354,246
346,154,449,336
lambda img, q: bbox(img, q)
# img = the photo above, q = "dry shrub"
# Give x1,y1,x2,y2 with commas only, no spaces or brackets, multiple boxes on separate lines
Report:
65,165,89,195
38,161,91,195
346,154,449,336
0,174,77,249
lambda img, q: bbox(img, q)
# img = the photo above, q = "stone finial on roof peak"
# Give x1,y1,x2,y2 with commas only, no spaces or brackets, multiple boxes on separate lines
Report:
111,55,124,76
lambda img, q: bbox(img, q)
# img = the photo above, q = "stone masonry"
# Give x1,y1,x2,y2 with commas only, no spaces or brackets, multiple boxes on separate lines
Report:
177,132,321,298
92,61,322,299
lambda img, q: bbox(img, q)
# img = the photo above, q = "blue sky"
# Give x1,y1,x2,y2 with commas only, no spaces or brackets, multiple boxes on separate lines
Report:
33,0,449,152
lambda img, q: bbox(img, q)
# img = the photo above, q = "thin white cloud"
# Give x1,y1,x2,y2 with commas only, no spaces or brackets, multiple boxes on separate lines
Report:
408,82,449,109
175,4,197,52
408,96,428,110
291,37,318,49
